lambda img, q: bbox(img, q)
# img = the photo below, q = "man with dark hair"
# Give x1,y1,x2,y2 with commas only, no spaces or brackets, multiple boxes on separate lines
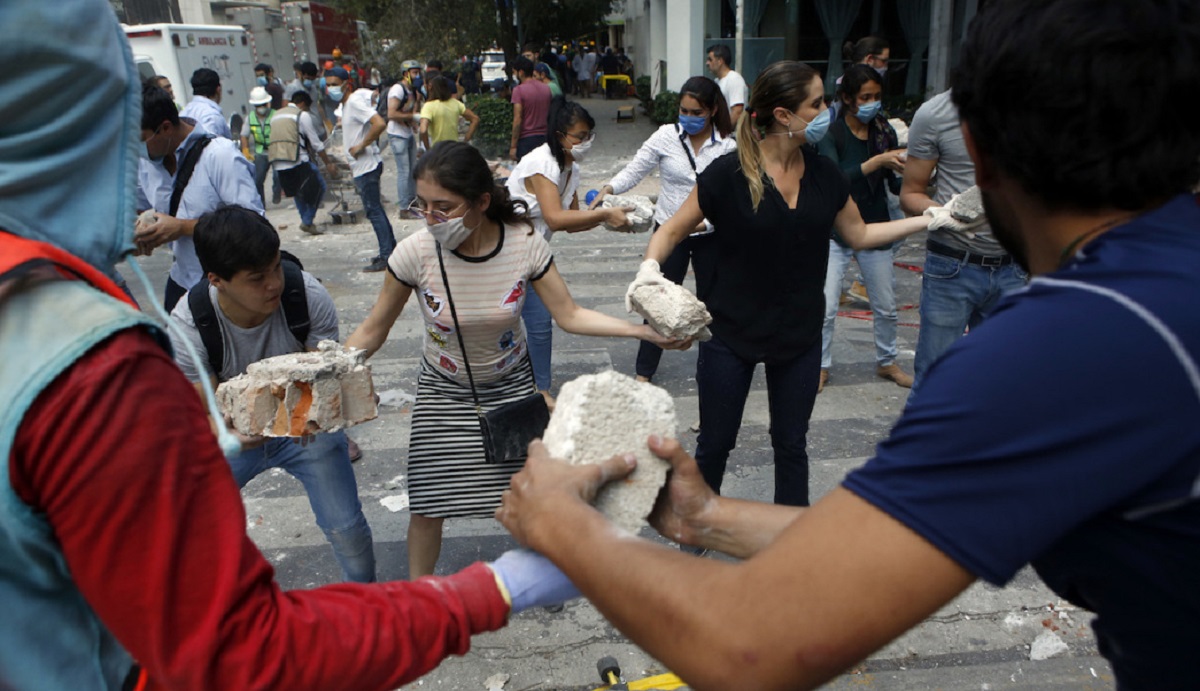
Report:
497,2,1200,689
135,84,261,311
169,206,376,582
270,89,336,235
387,59,425,218
254,62,285,109
705,44,745,124
508,56,551,161
324,66,395,272
180,67,231,139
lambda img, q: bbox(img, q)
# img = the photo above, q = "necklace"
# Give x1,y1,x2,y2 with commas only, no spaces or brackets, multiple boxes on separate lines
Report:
1057,214,1135,268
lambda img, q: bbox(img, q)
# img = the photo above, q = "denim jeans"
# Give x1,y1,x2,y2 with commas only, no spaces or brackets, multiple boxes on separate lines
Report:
521,286,553,390
694,334,821,507
910,248,1028,397
227,430,376,583
635,232,707,379
292,161,326,225
390,135,417,209
821,241,899,368
353,163,395,258
253,153,270,206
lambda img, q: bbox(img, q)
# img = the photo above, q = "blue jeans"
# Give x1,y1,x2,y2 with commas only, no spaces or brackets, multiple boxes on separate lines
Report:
521,286,553,391
821,241,899,368
911,248,1028,397
694,334,821,507
353,163,395,258
227,430,376,583
635,232,706,379
391,135,417,209
293,162,327,225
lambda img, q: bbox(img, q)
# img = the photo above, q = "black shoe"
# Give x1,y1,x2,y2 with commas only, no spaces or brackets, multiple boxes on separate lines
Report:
362,257,388,273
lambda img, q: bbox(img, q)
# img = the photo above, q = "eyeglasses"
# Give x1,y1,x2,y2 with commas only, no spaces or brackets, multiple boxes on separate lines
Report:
562,130,595,143
407,200,466,224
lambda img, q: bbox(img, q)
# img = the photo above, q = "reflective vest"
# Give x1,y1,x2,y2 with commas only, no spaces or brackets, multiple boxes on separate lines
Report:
268,105,304,163
248,109,274,154
0,232,160,689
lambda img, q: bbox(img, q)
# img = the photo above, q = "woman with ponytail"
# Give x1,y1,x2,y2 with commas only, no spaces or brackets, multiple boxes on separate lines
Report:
625,61,930,517
349,141,681,578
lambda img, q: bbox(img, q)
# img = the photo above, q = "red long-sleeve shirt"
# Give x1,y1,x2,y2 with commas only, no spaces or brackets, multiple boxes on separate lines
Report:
10,329,509,690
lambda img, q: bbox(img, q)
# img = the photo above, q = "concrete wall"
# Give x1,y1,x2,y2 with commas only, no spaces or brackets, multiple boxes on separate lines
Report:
663,0,704,92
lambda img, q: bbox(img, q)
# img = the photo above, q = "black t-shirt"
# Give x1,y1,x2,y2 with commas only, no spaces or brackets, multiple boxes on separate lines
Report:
695,148,850,363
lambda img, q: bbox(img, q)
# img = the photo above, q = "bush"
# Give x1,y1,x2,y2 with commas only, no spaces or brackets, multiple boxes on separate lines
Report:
651,90,679,125
635,75,652,110
465,94,513,160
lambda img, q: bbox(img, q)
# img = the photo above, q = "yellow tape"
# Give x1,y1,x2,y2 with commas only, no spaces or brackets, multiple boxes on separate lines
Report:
594,672,687,690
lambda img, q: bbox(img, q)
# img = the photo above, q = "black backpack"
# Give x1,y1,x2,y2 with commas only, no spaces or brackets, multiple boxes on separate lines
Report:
188,251,310,378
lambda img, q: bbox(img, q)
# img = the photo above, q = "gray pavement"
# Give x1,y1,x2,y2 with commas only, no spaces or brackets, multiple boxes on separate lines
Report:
126,94,1111,690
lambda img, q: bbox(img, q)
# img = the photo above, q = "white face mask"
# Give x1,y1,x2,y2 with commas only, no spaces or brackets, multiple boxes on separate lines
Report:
569,138,593,161
426,214,477,250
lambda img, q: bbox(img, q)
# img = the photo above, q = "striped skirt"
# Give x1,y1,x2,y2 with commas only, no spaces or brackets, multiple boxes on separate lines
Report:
406,355,536,518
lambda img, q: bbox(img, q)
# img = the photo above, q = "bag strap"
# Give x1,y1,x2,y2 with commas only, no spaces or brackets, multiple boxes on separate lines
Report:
188,279,224,377
169,136,214,217
435,243,483,413
675,124,697,172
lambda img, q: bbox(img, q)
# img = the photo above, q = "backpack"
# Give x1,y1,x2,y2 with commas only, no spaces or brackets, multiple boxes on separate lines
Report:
187,251,310,378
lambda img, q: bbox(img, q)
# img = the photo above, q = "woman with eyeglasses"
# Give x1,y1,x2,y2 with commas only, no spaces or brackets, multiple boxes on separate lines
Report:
347,141,682,579
504,97,632,409
589,76,736,384
625,62,929,522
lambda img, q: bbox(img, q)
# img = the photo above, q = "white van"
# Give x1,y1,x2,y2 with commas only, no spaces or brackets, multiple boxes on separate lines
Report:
480,50,507,86
124,24,256,137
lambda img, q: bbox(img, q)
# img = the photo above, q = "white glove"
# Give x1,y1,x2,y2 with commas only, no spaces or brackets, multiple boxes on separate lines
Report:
624,259,672,312
924,205,987,237
489,549,581,614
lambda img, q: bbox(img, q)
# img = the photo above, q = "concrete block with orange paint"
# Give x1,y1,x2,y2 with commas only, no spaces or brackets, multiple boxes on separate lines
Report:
217,341,378,437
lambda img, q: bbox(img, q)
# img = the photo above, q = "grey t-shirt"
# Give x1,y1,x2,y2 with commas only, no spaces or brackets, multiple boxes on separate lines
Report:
907,91,1004,256
170,270,339,382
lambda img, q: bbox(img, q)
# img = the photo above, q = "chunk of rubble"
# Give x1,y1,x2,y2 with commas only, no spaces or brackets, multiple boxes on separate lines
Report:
1029,630,1069,661
600,194,656,233
889,117,909,147
217,340,377,437
542,371,676,533
946,185,985,223
630,283,713,341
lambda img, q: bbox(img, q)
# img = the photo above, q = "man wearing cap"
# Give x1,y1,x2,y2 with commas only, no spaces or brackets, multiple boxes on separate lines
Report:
180,67,231,139
271,89,336,235
325,66,395,272
387,60,425,219
534,62,562,97
240,86,277,207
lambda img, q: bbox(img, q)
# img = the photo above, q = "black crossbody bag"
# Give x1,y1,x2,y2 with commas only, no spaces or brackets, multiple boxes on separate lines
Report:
436,243,550,464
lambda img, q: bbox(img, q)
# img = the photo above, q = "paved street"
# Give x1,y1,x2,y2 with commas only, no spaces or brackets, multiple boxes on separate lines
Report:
127,96,1111,690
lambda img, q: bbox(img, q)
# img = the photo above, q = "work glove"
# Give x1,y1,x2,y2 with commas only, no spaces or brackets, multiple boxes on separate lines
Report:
924,185,987,237
488,549,581,614
624,259,673,313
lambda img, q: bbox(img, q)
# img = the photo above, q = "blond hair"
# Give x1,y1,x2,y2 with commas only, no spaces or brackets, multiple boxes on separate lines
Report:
736,61,820,211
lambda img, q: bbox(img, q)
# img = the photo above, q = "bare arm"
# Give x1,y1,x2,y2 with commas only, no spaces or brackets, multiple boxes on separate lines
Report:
730,103,744,125
900,156,939,216
345,272,413,357
645,187,704,262
833,195,928,251
531,264,678,347
462,107,479,142
528,174,626,232
497,441,975,691
509,102,524,160
419,118,431,151
387,95,414,124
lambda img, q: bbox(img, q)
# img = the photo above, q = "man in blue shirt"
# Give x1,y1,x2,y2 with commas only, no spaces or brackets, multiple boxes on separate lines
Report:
137,84,262,310
495,1,1200,689
179,67,232,140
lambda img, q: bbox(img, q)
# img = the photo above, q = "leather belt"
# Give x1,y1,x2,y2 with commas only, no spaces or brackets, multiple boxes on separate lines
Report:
927,240,1013,267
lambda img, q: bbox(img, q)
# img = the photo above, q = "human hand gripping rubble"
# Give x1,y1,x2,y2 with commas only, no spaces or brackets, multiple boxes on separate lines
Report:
624,259,713,342
597,194,654,233
924,184,987,236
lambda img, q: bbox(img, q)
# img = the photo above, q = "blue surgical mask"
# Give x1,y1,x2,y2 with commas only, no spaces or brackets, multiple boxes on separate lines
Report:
303,78,314,88
855,100,882,123
678,114,707,136
256,76,268,86
788,107,831,144
326,85,343,101
413,75,424,91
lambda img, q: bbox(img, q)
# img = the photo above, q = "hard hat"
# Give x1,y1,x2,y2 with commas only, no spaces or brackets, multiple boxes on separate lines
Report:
332,47,343,58
401,59,421,72
248,86,271,106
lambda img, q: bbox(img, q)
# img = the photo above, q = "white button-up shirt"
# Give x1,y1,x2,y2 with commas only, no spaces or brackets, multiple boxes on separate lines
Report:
179,95,231,139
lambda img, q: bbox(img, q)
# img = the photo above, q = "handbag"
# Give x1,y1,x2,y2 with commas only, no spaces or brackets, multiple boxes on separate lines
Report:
436,243,550,464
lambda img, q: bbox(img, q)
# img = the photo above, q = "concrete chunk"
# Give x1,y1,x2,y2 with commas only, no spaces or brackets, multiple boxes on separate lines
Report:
217,340,378,437
600,194,655,233
542,371,676,533
630,283,713,341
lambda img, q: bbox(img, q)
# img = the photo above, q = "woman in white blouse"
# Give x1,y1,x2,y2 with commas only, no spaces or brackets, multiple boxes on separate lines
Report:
591,77,736,382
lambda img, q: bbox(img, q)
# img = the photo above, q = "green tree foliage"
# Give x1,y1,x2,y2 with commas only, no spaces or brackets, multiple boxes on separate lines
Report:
464,94,514,160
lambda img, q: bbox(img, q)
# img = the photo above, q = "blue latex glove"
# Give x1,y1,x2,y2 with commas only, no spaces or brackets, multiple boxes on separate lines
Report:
489,549,582,614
